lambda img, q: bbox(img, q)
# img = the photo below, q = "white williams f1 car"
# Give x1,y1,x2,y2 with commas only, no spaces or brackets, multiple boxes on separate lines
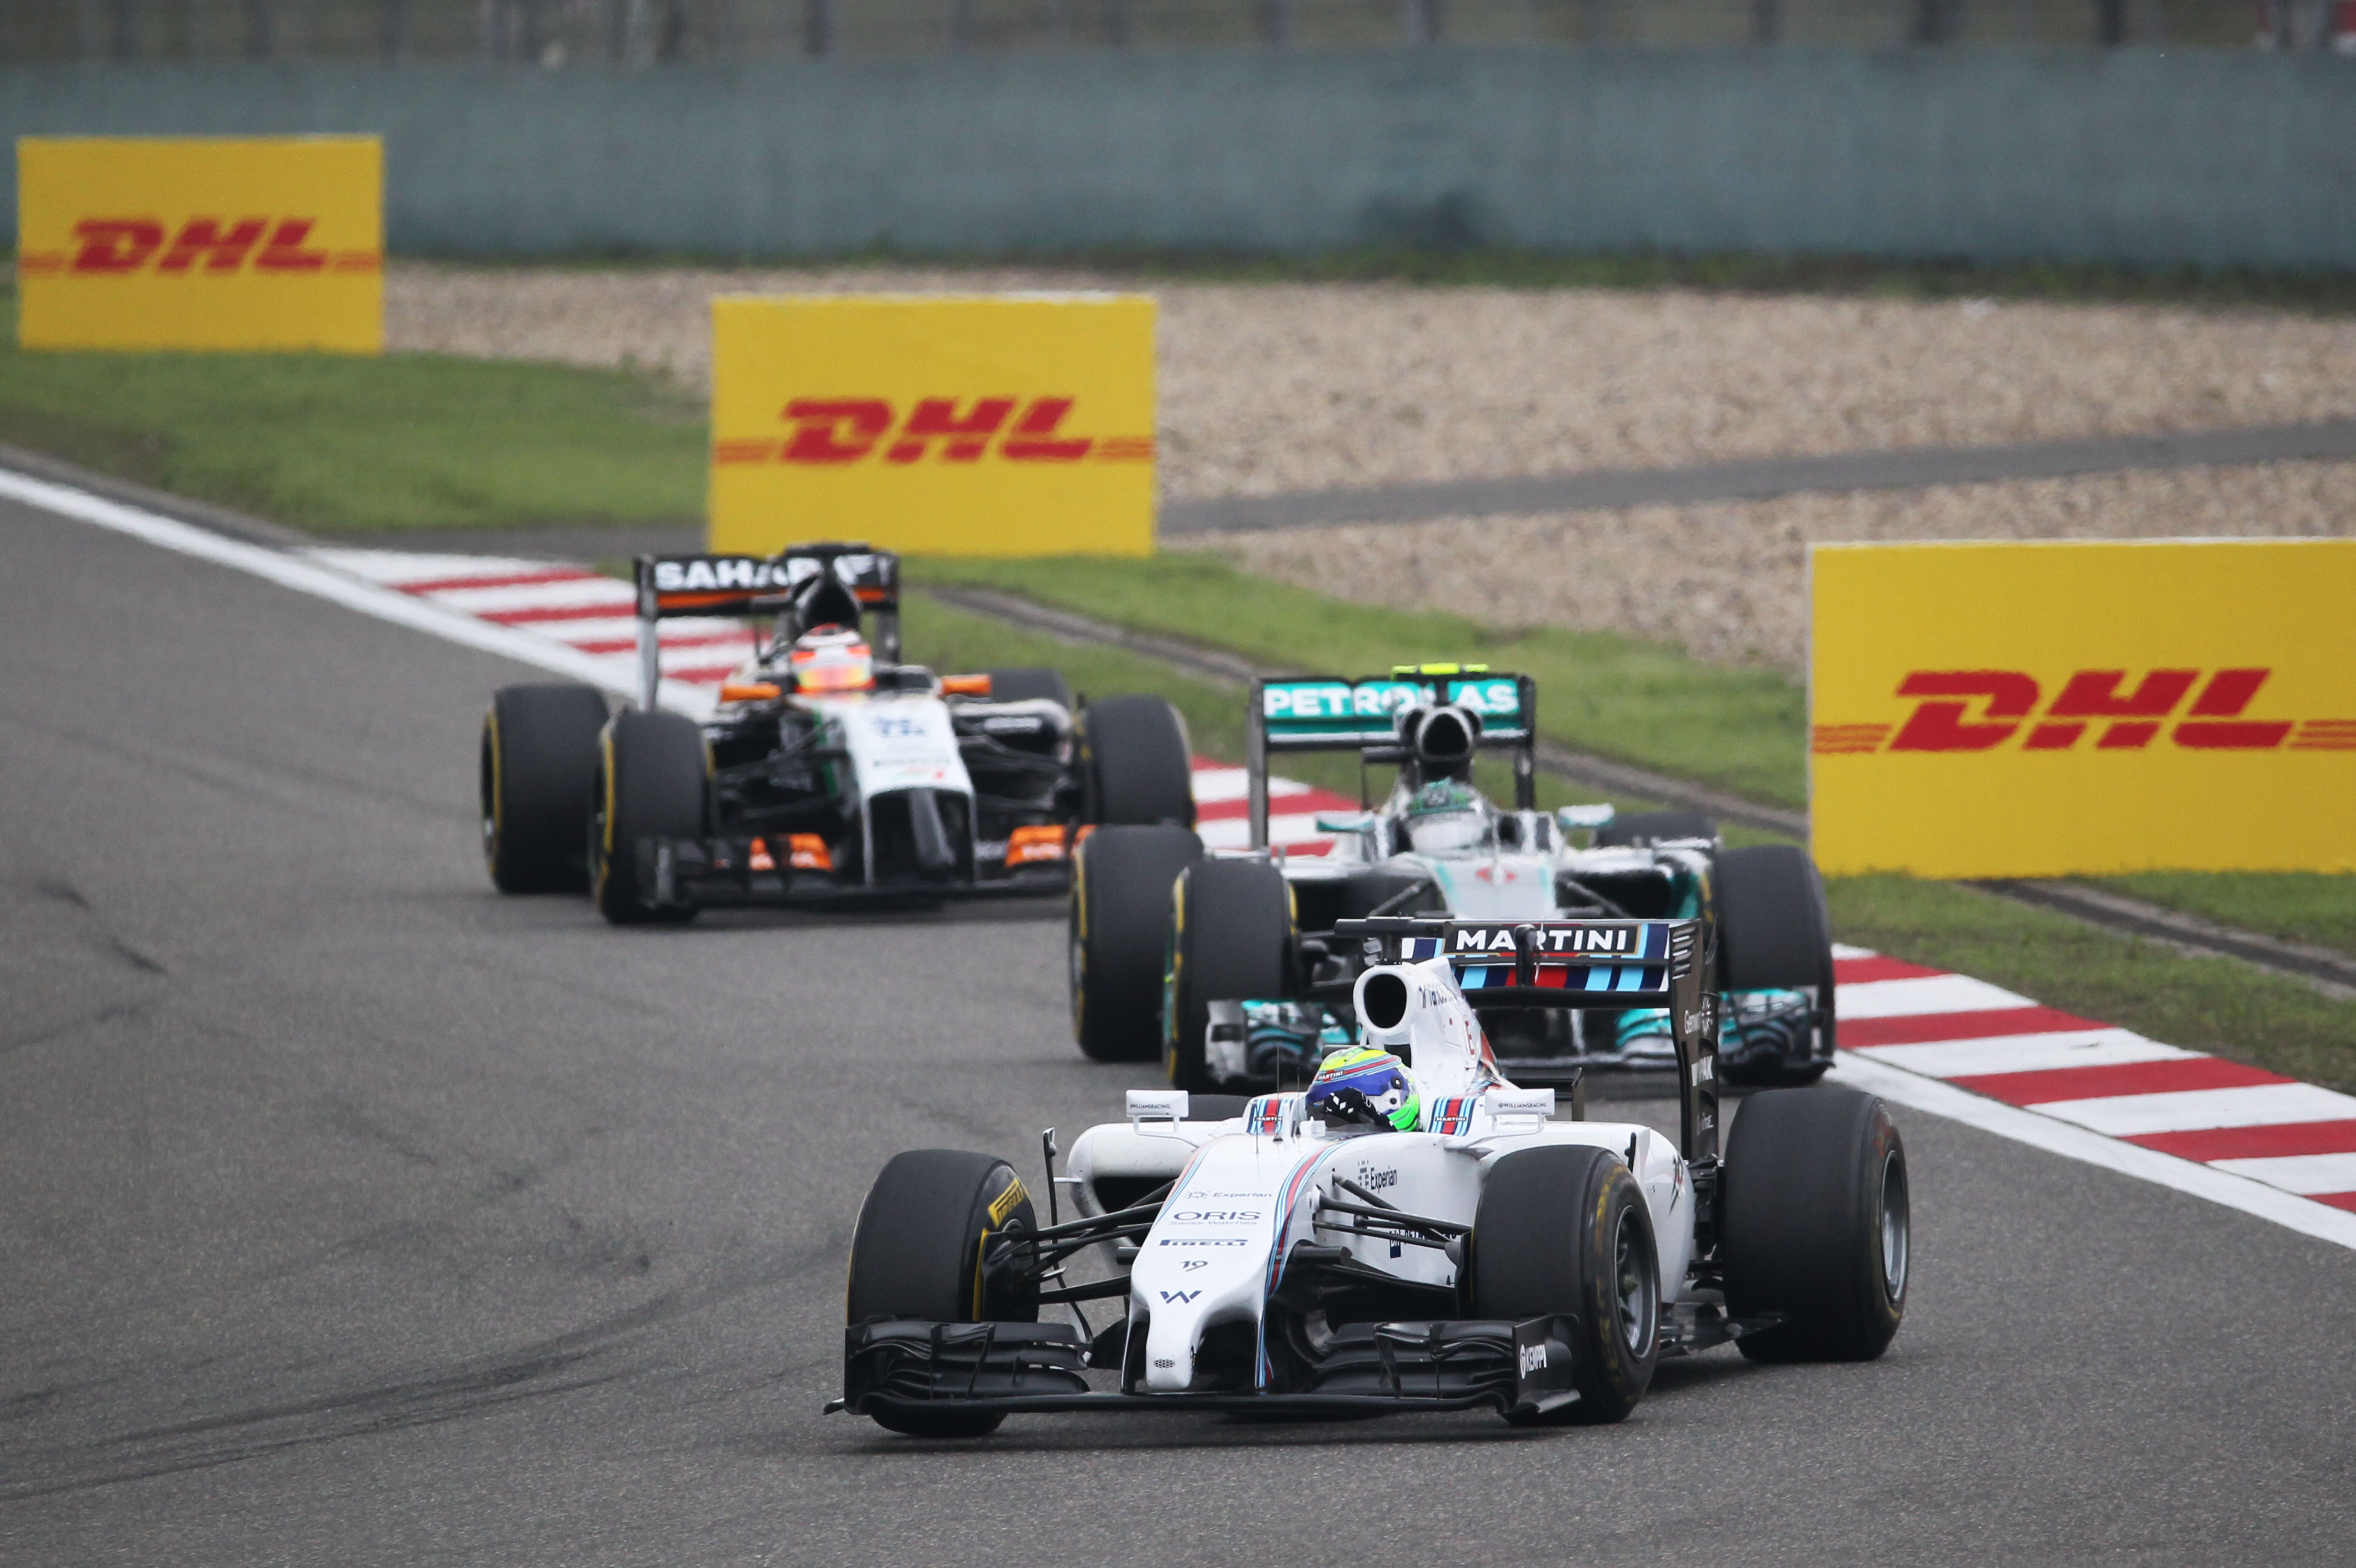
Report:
834,915,1909,1437
479,543,1196,924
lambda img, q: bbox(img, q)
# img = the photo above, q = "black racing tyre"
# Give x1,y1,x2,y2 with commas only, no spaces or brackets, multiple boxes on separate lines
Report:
1595,810,1719,849
1070,826,1201,1063
1723,1086,1909,1363
982,666,1074,710
1472,1144,1661,1425
590,710,709,926
1716,844,1835,1085
846,1149,1040,1438
1165,857,1293,1093
480,683,610,893
1186,1094,1254,1122
1078,694,1195,828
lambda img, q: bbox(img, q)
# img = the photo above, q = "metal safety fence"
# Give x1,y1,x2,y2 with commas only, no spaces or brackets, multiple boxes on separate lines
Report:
15,0,2345,61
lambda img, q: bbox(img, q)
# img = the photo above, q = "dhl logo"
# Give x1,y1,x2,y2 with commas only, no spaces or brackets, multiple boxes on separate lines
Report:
713,398,1153,468
18,217,382,276
1815,669,2356,755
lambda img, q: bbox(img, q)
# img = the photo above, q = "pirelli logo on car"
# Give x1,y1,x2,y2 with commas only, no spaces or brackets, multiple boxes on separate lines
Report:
707,294,1155,558
1811,539,2356,879
17,136,383,352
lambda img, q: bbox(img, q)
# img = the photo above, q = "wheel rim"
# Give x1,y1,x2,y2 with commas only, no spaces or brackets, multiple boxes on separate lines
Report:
1879,1147,1911,1304
1612,1207,1658,1356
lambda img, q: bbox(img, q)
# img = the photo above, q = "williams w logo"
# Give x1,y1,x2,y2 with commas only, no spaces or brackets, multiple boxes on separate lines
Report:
18,217,381,276
1815,669,2356,757
1158,1290,1202,1304
713,398,1153,468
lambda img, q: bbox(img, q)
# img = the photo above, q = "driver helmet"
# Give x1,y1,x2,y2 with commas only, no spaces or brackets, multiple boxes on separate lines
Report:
787,624,875,695
1404,779,1491,857
1306,1045,1421,1132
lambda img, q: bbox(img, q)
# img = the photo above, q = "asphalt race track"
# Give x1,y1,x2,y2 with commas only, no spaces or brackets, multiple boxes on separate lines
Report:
5,496,2355,1567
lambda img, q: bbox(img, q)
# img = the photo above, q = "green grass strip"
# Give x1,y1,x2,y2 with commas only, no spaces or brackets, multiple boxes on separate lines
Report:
918,553,1807,809
0,285,705,534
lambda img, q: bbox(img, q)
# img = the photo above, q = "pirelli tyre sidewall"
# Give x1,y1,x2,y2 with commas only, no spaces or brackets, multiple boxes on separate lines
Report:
1472,1144,1661,1426
590,710,709,926
846,1150,1039,1438
1723,1086,1909,1363
1164,856,1294,1093
480,683,610,894
1070,825,1200,1064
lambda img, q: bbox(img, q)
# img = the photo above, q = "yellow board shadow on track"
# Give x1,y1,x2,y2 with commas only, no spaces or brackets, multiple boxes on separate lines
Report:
707,293,1156,559
1810,538,2356,879
17,136,383,353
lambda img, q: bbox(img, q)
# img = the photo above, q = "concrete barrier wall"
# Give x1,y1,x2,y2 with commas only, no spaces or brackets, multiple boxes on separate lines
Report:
5,49,2352,269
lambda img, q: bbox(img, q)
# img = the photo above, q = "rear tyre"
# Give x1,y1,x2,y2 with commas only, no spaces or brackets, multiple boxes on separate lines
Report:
1472,1145,1660,1425
481,684,610,893
1165,857,1293,1093
1078,695,1195,828
1723,1086,1909,1363
1071,826,1201,1063
981,666,1074,710
1715,844,1835,1086
847,1149,1040,1438
1595,810,1718,849
590,711,709,926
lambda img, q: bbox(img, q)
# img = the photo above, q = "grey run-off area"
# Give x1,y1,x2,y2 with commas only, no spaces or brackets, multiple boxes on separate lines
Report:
8,48,2356,267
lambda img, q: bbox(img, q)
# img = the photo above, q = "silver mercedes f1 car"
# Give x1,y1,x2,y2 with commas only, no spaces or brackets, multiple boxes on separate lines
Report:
1068,666,1835,1090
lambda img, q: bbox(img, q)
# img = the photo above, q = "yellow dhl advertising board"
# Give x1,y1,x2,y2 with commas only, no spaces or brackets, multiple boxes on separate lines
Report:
1811,539,2356,878
18,136,382,352
709,294,1155,557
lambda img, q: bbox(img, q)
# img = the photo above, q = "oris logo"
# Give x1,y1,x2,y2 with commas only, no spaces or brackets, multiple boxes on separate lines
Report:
713,397,1153,468
1815,668,2356,756
19,217,380,276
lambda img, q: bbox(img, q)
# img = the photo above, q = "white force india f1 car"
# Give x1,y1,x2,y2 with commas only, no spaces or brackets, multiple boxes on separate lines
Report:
479,543,1195,924
834,915,1909,1436
1069,666,1836,1091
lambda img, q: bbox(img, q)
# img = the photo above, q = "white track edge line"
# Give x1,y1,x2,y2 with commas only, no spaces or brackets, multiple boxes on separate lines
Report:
26,462,2356,1254
1831,1051,2356,1252
2,468,710,710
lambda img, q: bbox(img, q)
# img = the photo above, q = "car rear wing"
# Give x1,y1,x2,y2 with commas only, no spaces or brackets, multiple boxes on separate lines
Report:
629,543,900,711
1338,915,1720,1165
1243,668,1537,847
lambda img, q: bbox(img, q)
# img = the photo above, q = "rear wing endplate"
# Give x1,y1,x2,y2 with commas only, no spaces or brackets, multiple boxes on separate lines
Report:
629,544,900,711
1244,671,1537,847
1338,916,1719,1165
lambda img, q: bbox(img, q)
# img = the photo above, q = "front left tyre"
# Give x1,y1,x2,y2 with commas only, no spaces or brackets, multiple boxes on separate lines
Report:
847,1149,1040,1438
590,710,709,926
1077,694,1195,828
481,683,611,893
1471,1144,1661,1425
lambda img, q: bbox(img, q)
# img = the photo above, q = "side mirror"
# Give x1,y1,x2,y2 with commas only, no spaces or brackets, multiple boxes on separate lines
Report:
1557,804,1616,831
1315,811,1373,834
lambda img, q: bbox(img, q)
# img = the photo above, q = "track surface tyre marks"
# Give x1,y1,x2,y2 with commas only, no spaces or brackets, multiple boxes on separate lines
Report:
1724,1085,1909,1363
1471,1143,1660,1425
1079,694,1195,828
481,683,609,893
846,1149,1039,1438
1070,825,1200,1063
1594,809,1719,848
592,710,708,926
979,666,1074,710
1166,855,1292,1092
